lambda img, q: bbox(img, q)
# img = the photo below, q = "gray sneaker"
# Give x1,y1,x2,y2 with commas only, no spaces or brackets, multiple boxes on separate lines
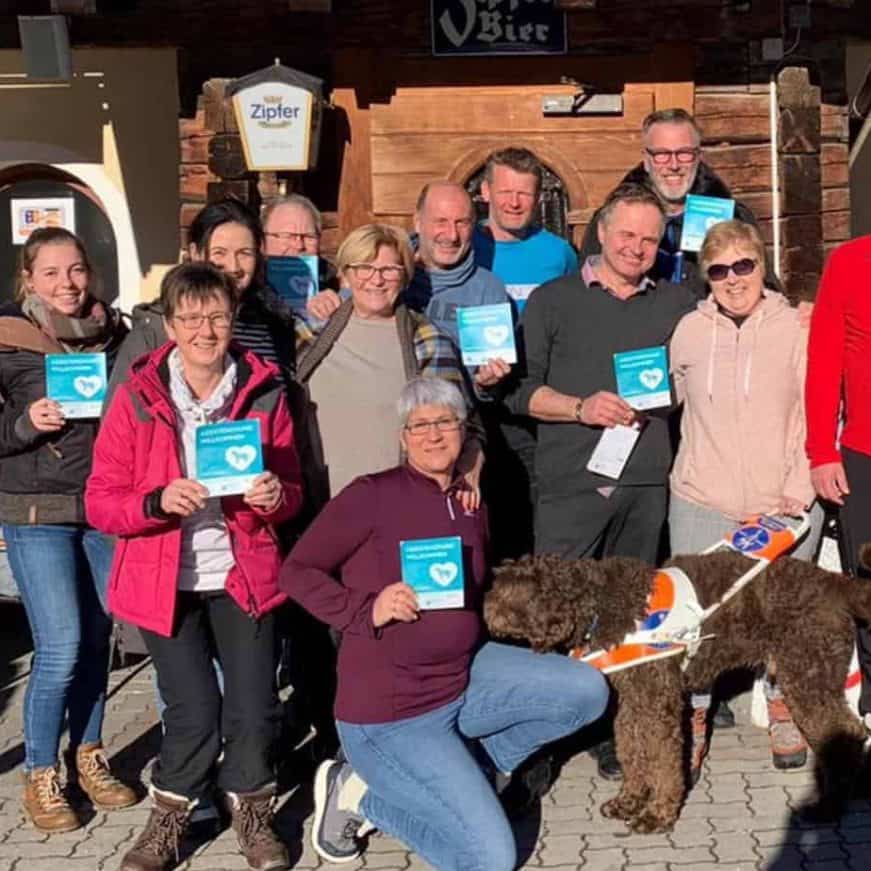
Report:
311,760,371,863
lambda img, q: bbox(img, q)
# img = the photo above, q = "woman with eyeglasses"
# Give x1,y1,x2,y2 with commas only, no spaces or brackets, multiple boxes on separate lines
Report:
668,219,823,782
86,263,303,871
294,223,484,517
281,376,608,870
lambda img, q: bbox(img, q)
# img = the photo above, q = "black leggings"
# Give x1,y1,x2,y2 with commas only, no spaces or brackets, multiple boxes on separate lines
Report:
839,447,871,715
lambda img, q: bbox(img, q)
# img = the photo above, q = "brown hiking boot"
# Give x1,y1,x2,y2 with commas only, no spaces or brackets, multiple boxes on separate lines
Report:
71,743,139,810
767,696,807,770
120,786,195,871
689,705,710,786
226,785,289,870
22,765,81,833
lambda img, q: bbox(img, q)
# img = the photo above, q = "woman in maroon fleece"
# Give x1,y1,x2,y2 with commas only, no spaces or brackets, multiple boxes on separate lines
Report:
282,377,608,871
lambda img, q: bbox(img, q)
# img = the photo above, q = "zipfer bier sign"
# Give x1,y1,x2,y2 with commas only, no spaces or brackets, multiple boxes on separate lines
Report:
232,81,314,171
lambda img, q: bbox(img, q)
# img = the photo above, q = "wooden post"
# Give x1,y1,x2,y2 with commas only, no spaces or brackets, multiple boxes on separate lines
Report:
777,67,823,302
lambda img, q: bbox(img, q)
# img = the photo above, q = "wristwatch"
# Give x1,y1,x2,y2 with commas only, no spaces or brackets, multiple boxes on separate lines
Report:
573,397,585,423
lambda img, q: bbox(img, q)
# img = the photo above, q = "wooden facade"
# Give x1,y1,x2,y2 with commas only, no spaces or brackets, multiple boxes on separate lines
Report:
2,0,868,300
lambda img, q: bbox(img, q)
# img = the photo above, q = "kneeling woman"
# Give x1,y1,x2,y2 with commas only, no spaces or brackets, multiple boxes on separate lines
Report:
86,263,303,871
282,377,609,871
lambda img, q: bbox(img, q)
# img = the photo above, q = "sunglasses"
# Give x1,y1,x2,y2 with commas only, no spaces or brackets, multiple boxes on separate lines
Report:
706,258,757,282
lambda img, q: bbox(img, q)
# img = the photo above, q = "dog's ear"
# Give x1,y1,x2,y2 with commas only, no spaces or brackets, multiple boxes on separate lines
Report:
859,543,871,573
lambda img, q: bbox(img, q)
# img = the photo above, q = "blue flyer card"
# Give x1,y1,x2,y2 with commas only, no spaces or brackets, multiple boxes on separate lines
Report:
45,352,107,418
679,194,735,252
399,536,465,610
195,419,264,497
456,303,517,367
613,345,671,410
266,255,319,311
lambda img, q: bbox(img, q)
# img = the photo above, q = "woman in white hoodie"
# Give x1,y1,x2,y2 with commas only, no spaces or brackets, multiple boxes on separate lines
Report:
668,220,823,780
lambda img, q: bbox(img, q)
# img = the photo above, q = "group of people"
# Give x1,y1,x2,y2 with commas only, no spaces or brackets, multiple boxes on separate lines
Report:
0,106,869,871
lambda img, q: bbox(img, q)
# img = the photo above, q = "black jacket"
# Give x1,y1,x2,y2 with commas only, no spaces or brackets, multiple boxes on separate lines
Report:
0,303,127,524
579,162,782,300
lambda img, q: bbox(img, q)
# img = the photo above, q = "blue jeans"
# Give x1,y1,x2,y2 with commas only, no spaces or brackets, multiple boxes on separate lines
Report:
338,642,609,871
3,524,113,771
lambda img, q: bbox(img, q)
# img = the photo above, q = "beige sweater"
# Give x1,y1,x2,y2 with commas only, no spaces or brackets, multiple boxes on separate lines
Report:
669,291,814,521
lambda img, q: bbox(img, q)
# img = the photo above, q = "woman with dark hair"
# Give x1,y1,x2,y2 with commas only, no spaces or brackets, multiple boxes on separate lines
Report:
87,262,303,871
106,197,296,406
0,227,135,831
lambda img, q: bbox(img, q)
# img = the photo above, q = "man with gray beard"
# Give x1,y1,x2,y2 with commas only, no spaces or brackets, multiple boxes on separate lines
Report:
580,108,776,299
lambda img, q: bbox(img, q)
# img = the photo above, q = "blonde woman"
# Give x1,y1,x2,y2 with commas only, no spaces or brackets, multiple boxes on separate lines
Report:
669,220,823,780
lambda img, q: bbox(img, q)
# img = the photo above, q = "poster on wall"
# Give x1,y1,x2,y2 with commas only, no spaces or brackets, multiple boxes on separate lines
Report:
432,0,567,56
10,198,76,245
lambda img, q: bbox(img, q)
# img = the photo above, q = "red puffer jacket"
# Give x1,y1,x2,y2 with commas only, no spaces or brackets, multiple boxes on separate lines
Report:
85,342,303,637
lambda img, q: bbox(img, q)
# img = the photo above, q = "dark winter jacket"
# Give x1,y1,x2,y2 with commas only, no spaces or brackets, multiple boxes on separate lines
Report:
104,282,298,410
579,162,781,300
0,302,127,524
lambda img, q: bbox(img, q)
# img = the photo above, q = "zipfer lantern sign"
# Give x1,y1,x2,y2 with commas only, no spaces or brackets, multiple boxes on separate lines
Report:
227,63,325,172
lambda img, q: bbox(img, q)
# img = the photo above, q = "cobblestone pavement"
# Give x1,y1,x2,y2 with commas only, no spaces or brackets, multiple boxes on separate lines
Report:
1,616,870,871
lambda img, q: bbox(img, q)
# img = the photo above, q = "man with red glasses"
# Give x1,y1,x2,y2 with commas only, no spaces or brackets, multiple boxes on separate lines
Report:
580,108,774,300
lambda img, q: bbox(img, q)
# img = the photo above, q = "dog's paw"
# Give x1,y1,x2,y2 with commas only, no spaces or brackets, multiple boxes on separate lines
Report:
628,810,676,834
601,796,640,821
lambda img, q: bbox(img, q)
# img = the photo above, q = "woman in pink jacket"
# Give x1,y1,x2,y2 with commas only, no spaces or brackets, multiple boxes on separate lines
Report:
85,263,302,871
668,220,822,783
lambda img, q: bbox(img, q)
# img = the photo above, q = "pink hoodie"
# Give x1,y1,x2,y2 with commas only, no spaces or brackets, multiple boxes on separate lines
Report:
669,290,814,521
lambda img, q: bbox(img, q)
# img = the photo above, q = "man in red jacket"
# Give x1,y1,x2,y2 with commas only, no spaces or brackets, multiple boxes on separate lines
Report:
806,234,871,726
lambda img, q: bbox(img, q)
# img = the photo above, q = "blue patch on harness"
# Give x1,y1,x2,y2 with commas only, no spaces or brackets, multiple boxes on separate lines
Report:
731,525,770,553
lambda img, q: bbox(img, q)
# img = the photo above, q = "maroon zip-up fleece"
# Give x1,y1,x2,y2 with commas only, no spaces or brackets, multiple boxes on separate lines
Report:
280,464,489,724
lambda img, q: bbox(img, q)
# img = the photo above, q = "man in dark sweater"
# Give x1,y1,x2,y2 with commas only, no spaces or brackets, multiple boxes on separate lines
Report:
510,183,695,561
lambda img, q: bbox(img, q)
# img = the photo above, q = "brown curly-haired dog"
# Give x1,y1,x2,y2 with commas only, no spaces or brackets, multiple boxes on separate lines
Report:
484,551,871,834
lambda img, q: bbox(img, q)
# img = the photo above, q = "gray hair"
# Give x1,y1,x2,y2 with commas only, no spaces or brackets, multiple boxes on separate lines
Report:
261,193,323,236
397,377,467,426
641,108,702,147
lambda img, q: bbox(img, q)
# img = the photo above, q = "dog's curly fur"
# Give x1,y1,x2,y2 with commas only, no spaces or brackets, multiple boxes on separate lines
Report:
485,550,871,834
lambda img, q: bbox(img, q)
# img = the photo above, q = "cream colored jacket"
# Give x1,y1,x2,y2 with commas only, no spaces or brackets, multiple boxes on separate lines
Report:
669,290,814,521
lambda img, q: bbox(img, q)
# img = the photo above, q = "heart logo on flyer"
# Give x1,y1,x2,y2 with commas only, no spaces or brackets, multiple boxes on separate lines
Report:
638,368,664,390
225,445,257,472
483,325,510,346
73,375,103,398
429,562,458,587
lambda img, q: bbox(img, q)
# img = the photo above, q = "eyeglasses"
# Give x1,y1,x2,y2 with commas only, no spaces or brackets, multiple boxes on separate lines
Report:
706,258,757,282
172,311,233,330
404,416,463,437
348,263,406,282
264,231,319,245
644,147,700,165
